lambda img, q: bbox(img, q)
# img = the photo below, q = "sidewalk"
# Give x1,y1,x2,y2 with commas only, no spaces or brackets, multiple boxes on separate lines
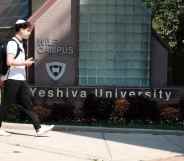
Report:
0,122,184,161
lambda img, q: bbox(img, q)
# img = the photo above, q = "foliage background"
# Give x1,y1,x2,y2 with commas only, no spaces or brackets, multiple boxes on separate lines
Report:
143,0,184,85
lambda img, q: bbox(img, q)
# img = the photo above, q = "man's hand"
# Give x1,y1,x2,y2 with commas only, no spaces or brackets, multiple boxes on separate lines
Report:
0,80,4,88
25,57,34,67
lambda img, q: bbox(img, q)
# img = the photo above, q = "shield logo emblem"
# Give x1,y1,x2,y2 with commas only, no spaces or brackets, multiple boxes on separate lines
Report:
46,62,66,81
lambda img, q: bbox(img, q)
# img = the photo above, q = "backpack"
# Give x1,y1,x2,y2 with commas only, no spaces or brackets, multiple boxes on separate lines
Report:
0,39,21,75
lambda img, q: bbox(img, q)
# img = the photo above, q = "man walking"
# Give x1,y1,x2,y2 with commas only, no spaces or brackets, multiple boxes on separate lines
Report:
0,19,54,136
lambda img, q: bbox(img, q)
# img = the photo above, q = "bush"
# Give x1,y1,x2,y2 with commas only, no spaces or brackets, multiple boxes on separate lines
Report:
48,102,75,122
110,98,129,123
124,95,160,124
82,94,114,122
5,104,22,122
179,98,184,120
33,105,51,122
160,107,180,121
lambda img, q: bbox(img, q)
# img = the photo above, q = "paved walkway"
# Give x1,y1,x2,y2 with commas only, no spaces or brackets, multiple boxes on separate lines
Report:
151,155,184,161
0,122,184,161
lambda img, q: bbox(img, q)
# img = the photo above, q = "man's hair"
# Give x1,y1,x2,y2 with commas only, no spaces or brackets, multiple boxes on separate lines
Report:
15,21,32,33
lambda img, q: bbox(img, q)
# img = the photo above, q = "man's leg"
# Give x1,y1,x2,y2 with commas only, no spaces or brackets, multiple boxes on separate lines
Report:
19,81,54,136
4,80,19,106
0,80,21,136
19,81,41,131
0,104,7,127
0,104,11,136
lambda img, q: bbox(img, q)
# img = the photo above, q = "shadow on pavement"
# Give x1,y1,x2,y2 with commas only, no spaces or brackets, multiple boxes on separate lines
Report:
55,129,184,155
7,131,48,137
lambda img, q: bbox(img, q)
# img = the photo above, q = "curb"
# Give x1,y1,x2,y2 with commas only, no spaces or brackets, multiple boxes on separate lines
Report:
54,125,184,135
3,122,184,135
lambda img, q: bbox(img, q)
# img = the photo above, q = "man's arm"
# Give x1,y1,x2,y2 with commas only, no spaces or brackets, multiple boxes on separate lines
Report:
6,41,34,67
0,77,4,88
7,54,34,67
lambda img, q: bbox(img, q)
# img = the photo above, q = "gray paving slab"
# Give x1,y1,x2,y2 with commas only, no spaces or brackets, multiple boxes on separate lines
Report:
148,155,184,161
0,129,110,161
3,122,184,135
0,123,184,161
104,133,184,161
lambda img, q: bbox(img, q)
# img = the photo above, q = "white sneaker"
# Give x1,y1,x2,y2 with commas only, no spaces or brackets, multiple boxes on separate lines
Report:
36,125,54,136
0,129,11,136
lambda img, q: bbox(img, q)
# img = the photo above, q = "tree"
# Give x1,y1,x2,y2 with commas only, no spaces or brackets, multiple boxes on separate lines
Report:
143,0,184,85
143,0,184,50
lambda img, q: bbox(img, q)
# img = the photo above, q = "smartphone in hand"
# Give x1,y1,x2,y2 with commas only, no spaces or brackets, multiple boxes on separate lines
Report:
33,59,39,63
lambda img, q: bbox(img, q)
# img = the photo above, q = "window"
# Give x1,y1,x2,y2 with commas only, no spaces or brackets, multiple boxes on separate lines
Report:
79,0,151,87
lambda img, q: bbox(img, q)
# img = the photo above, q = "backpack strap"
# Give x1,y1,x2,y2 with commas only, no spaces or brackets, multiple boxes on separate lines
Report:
5,39,22,79
9,39,22,59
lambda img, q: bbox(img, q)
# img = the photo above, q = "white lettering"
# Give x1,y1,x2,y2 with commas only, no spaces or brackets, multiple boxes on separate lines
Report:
129,91,136,96
165,91,171,101
30,88,37,96
145,91,151,98
138,91,143,96
153,90,157,98
115,88,118,98
95,89,103,97
66,88,69,97
39,90,46,97
29,87,173,101
71,90,78,97
48,90,54,98
120,91,127,98
80,91,87,98
57,88,64,97
106,91,112,98
159,90,163,99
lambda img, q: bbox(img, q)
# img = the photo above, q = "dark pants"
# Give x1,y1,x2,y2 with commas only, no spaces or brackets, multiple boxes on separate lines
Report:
0,79,41,131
